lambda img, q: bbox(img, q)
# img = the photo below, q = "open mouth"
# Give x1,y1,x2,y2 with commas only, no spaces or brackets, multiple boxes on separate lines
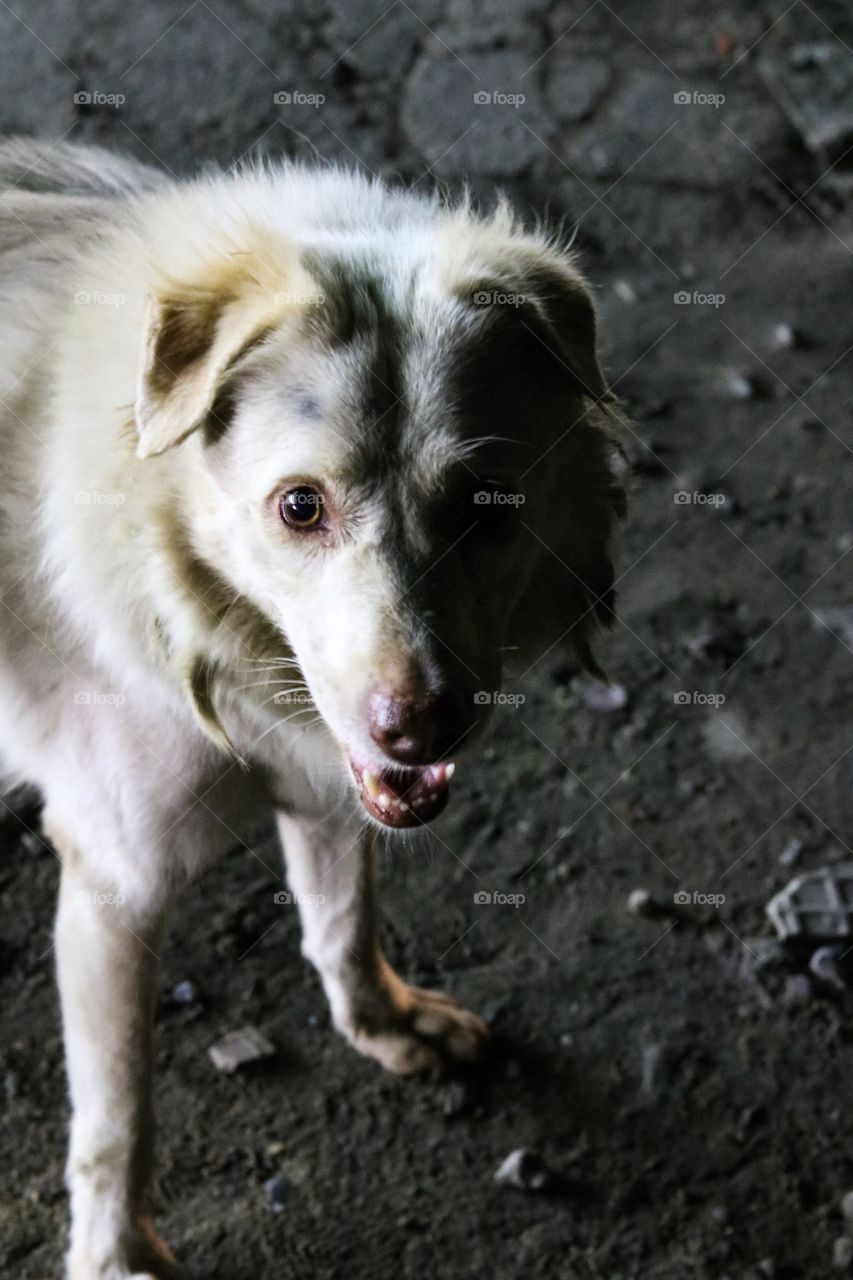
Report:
348,755,456,828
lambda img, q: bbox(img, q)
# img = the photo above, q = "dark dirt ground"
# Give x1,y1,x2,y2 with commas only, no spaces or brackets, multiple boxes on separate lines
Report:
2,2,853,1278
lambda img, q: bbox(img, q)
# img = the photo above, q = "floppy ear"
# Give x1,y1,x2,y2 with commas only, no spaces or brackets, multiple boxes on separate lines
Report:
521,260,608,402
134,239,319,460
455,249,607,403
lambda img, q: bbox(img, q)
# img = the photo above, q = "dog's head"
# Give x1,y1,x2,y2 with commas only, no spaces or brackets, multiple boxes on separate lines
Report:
135,186,626,828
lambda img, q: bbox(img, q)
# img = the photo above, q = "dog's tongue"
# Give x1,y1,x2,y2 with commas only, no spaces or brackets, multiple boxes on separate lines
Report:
349,756,455,828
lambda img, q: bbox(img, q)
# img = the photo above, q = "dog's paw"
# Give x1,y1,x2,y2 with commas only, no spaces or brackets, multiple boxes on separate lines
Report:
348,979,489,1075
67,1262,179,1280
66,1220,179,1280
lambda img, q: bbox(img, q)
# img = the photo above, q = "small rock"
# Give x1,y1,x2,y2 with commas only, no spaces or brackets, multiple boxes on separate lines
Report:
841,1190,853,1222
722,370,756,400
441,1081,470,1118
810,945,848,991
767,866,853,942
782,974,813,1005
480,996,508,1027
494,1148,554,1193
834,1235,853,1270
171,980,197,1006
627,888,657,917
770,323,800,350
640,1036,662,1096
264,1173,290,1213
778,837,804,868
760,43,853,165
208,1026,276,1074
580,678,628,713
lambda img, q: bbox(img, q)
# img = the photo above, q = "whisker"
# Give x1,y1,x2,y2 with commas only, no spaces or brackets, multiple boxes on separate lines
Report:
236,679,312,693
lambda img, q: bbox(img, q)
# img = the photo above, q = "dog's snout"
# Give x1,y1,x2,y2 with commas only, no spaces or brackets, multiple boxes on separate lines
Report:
368,687,469,764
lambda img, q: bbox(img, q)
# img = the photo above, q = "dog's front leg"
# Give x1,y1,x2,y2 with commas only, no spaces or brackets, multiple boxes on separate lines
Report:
276,812,488,1074
54,841,177,1280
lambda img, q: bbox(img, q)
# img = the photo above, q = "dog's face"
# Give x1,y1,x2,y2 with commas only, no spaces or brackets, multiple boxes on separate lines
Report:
135,214,625,827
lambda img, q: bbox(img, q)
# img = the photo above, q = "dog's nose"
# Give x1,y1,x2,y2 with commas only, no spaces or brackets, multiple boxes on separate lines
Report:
367,688,469,764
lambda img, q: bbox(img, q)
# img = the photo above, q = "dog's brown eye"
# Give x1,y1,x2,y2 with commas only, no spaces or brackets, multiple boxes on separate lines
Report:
280,485,324,530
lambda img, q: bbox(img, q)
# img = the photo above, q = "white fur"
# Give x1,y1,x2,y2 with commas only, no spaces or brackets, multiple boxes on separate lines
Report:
0,139,617,1277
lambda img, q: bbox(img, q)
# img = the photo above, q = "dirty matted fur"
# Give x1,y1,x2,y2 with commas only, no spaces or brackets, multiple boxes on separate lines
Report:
0,138,625,1278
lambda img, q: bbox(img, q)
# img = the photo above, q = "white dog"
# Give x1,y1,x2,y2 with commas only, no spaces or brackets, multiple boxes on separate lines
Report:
0,138,625,1278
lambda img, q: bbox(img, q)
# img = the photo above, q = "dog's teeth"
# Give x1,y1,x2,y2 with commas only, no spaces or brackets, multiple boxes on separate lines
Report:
445,762,456,780
377,792,393,808
399,801,409,812
363,769,381,798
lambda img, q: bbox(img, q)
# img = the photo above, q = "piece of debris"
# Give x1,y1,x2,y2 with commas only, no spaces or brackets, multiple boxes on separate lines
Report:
613,279,637,304
208,1026,275,1074
627,887,658,917
782,973,813,1006
580,678,628,713
833,1235,853,1270
481,996,508,1027
441,1081,472,1119
723,371,753,400
770,322,801,351
640,1035,662,1096
760,43,853,166
171,980,197,1006
494,1148,555,1193
778,837,804,868
264,1173,290,1213
767,866,853,942
809,945,849,992
841,1190,853,1223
